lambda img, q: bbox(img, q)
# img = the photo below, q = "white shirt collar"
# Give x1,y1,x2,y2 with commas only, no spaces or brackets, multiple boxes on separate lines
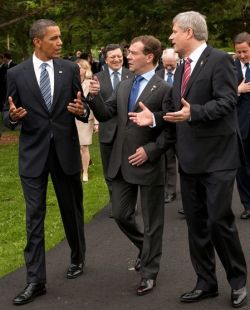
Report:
108,67,122,76
188,42,207,63
33,53,53,70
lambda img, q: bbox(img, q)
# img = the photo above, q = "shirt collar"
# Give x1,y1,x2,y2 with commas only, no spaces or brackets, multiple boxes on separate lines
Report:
140,68,156,81
188,42,207,63
108,67,122,76
33,53,53,70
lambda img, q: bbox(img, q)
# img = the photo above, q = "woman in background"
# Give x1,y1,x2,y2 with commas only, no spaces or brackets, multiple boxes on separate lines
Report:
75,59,98,181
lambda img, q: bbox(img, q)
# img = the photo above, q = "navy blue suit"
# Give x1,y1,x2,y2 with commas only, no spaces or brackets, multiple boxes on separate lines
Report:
235,59,250,210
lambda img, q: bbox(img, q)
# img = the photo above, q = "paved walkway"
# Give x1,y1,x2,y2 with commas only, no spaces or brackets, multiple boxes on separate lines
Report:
0,186,249,310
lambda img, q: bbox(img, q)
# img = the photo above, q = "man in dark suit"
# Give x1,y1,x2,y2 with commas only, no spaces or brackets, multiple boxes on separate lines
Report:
3,19,89,305
233,32,250,220
88,35,175,296
95,44,133,215
129,11,247,308
157,48,179,205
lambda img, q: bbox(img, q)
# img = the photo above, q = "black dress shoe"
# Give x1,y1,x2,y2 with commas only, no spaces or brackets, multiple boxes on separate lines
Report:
165,193,176,203
136,278,156,296
178,208,185,215
180,289,218,302
13,283,46,305
240,210,250,219
66,263,84,279
231,286,247,308
134,256,141,272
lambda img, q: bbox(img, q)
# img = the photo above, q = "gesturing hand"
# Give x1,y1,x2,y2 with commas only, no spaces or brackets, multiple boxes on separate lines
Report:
163,98,190,122
128,102,154,126
89,76,100,96
67,91,86,116
8,96,27,122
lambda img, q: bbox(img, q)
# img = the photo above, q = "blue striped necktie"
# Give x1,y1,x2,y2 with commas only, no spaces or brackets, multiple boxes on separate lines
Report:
166,71,173,86
40,63,52,111
245,63,250,82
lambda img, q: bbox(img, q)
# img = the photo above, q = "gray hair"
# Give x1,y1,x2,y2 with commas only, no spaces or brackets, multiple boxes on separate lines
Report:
173,11,208,42
29,19,57,41
162,48,179,61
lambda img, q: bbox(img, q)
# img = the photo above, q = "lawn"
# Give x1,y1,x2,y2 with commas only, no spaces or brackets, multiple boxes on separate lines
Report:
0,129,108,278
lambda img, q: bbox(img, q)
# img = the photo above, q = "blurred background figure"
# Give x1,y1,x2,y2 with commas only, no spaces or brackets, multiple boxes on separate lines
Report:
157,48,179,206
234,32,250,219
75,59,98,182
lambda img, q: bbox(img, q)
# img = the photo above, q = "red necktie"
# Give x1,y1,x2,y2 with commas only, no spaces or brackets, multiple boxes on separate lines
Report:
181,57,192,97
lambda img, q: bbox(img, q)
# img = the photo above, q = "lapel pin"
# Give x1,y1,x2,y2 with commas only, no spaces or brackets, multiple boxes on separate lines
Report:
200,60,204,66
59,70,63,73
151,85,157,92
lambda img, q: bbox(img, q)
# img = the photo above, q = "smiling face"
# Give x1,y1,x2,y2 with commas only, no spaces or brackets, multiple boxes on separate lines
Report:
105,48,123,71
235,41,250,64
34,26,62,61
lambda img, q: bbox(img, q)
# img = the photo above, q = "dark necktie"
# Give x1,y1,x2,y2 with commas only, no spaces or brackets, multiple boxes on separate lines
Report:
113,71,120,89
40,63,52,111
245,63,250,82
166,71,173,86
181,57,192,97
128,75,144,112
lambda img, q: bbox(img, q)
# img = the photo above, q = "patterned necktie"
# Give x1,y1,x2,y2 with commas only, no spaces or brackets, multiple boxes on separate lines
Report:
113,71,120,89
128,75,144,112
166,71,173,86
245,63,250,82
40,63,52,111
181,57,192,97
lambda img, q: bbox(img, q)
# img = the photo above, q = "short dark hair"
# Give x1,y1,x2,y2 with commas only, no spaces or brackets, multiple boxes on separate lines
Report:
130,35,162,65
103,44,123,59
3,52,11,59
29,19,57,41
234,32,250,46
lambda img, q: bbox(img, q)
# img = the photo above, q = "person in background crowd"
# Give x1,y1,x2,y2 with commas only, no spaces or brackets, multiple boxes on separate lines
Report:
128,11,247,308
233,32,250,220
88,35,175,296
75,58,98,182
157,48,179,206
3,19,89,305
95,44,133,216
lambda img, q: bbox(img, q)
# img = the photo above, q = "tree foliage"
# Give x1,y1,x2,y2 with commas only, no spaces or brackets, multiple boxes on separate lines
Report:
0,0,250,61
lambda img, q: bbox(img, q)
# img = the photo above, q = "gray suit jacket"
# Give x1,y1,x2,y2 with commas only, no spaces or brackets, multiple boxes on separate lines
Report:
3,57,88,177
95,66,134,143
88,74,175,185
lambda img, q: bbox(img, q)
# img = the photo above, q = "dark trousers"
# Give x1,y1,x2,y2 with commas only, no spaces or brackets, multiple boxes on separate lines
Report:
112,173,164,280
165,146,177,195
180,169,247,290
21,141,85,284
100,142,113,201
236,137,250,210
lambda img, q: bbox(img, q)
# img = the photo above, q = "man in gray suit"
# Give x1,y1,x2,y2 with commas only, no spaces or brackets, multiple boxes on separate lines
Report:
95,44,133,215
88,35,175,296
3,19,88,305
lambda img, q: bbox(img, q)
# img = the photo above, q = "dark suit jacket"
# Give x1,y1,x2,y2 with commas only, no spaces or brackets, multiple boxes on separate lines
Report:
88,74,175,186
95,66,134,144
234,59,250,140
3,57,87,177
172,46,242,174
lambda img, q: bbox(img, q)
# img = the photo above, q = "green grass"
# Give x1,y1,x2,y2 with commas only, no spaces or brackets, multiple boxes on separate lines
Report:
0,130,108,278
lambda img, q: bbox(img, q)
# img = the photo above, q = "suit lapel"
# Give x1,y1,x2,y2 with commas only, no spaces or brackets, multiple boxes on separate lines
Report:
51,59,63,112
133,74,161,111
184,46,211,97
23,58,49,113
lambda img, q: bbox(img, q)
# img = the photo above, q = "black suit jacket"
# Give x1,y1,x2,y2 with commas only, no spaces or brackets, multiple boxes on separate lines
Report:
172,46,243,173
89,74,175,186
234,59,250,140
95,66,134,143
3,57,88,177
